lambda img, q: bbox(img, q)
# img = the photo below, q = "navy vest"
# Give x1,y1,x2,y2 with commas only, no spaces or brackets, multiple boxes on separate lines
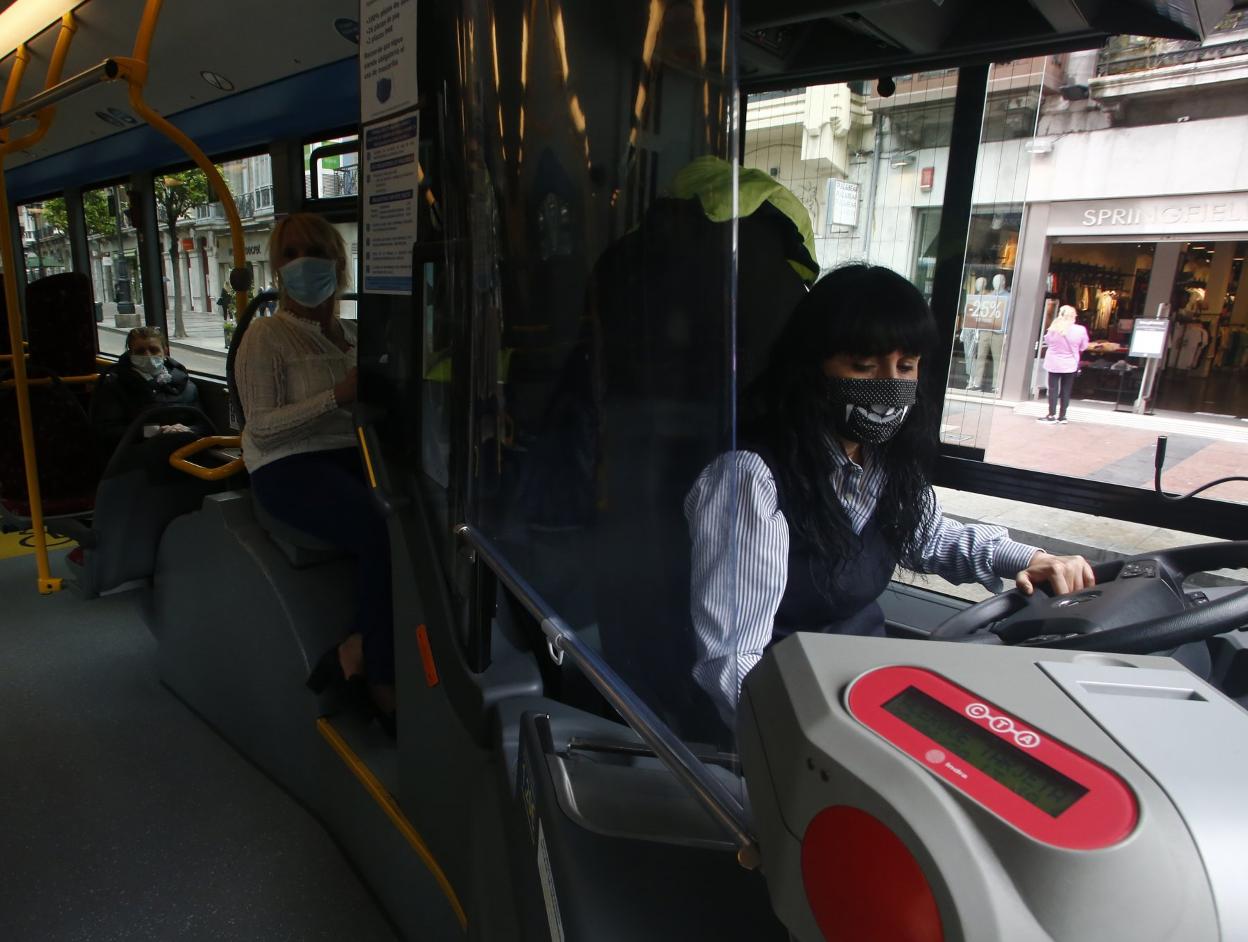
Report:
755,449,898,643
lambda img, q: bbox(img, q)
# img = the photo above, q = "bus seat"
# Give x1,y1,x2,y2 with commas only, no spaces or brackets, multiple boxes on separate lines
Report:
153,488,354,793
26,273,98,378
225,290,277,430
0,365,99,520
251,497,343,568
75,405,224,597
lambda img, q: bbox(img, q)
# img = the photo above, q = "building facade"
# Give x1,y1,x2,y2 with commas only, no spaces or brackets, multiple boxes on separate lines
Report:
746,11,1248,423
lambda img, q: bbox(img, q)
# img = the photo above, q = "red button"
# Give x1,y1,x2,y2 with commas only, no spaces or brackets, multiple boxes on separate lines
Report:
801,805,944,942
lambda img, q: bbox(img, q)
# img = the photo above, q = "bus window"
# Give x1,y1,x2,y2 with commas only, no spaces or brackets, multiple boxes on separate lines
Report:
895,485,1248,607
748,21,1248,510
745,70,960,298
304,135,360,201
18,199,71,287
152,152,279,372
215,153,278,303
941,22,1248,508
303,137,361,319
83,184,145,359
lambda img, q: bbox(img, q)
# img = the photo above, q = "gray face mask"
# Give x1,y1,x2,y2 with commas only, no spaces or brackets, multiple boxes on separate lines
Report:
826,377,918,444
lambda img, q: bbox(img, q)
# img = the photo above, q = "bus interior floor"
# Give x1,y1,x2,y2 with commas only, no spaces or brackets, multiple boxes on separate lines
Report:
0,555,397,942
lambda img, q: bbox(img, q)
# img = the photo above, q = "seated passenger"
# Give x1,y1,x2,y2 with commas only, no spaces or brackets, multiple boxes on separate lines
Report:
685,264,1094,723
235,213,395,734
91,327,201,460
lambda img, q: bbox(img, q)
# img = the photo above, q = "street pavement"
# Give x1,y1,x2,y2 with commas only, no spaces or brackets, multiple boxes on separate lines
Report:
943,394,1248,505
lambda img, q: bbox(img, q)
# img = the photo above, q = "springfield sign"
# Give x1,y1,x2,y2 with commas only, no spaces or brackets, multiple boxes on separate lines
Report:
1049,195,1248,237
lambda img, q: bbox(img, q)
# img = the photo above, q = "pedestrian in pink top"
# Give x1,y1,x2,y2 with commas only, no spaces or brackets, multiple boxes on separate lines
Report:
1040,305,1088,424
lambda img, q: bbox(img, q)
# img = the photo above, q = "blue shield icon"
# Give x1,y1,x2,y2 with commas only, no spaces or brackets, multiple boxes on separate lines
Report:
376,78,392,104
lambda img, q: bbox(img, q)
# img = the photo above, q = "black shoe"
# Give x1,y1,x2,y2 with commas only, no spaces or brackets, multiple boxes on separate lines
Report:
306,645,346,693
376,710,397,740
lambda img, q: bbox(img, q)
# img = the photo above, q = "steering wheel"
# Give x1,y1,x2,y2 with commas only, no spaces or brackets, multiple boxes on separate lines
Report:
930,542,1248,653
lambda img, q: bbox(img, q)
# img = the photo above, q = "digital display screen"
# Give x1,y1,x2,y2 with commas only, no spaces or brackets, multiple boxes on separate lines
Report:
882,686,1089,817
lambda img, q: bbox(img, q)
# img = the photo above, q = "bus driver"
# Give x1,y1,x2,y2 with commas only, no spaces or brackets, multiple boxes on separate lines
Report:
685,264,1094,724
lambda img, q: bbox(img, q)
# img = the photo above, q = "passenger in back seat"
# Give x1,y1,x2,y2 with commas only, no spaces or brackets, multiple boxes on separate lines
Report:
235,213,395,736
91,326,203,461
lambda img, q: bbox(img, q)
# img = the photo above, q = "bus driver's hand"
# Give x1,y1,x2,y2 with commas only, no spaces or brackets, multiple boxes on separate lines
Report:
1016,552,1095,596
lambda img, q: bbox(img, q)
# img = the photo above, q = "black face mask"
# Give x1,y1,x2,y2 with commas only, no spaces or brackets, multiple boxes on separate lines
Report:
826,377,918,444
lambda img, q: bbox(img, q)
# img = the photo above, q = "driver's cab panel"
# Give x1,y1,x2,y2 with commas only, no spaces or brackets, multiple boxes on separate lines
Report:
422,13,1248,778
399,6,1248,938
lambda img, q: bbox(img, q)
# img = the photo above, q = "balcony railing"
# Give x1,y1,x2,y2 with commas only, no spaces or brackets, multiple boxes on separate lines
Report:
191,188,274,222
1098,14,1248,76
1098,38,1248,76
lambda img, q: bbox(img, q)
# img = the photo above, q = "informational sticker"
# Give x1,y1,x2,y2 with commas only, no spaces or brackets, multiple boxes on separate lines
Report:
360,0,418,123
1129,318,1170,358
361,112,419,295
536,823,566,942
963,293,1009,332
827,179,859,229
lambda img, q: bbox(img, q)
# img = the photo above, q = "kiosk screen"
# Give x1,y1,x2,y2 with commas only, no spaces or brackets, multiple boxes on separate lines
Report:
883,686,1088,816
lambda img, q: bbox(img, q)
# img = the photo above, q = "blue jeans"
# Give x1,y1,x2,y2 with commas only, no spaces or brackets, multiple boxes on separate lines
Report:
250,448,394,683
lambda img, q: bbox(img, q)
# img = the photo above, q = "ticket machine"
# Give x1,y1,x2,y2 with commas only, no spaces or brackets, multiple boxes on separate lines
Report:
739,634,1248,941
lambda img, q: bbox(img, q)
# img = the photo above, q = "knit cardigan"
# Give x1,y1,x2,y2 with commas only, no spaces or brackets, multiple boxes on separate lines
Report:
236,310,358,473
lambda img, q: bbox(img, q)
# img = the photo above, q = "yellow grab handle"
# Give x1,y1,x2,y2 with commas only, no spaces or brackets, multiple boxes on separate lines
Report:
168,435,246,481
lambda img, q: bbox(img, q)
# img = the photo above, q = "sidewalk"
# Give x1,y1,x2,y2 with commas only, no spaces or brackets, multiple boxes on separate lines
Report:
942,392,1248,504
99,307,228,376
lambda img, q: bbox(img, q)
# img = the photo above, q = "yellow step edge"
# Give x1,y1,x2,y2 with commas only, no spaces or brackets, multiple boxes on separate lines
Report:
315,717,469,931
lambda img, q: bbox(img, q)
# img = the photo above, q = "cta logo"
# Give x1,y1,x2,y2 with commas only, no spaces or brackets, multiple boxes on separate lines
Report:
965,702,1041,749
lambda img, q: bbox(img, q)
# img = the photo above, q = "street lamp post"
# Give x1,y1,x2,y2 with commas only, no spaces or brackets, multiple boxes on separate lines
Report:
112,185,132,308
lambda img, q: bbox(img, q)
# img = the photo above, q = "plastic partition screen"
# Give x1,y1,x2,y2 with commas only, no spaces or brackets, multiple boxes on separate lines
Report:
448,0,754,754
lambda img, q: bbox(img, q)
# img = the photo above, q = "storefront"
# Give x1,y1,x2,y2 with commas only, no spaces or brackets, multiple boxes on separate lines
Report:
1000,192,1248,416
949,205,1022,392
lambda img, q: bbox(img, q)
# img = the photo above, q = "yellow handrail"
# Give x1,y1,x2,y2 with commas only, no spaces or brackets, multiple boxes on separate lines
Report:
0,18,79,594
0,2,259,593
114,0,250,317
0,43,30,113
168,435,246,482
0,373,99,388
1,14,77,157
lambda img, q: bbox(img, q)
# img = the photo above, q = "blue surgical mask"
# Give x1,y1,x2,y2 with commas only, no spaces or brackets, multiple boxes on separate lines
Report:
133,355,166,379
280,256,338,308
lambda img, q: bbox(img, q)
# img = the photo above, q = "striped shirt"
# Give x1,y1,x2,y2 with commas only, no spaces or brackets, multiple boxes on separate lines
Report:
684,447,1039,724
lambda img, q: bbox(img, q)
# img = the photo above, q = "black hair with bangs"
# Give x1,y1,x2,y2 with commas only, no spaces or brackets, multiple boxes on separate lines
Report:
741,263,941,576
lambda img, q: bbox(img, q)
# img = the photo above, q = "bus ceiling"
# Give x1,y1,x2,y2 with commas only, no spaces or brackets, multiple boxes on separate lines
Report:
0,0,359,177
739,0,1234,87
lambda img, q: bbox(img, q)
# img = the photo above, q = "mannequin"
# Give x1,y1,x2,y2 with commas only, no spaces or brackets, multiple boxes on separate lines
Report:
1173,317,1210,371
968,272,1009,392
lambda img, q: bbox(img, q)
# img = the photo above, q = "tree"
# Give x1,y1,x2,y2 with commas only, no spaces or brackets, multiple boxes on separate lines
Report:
154,169,210,338
42,197,69,234
46,192,125,292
